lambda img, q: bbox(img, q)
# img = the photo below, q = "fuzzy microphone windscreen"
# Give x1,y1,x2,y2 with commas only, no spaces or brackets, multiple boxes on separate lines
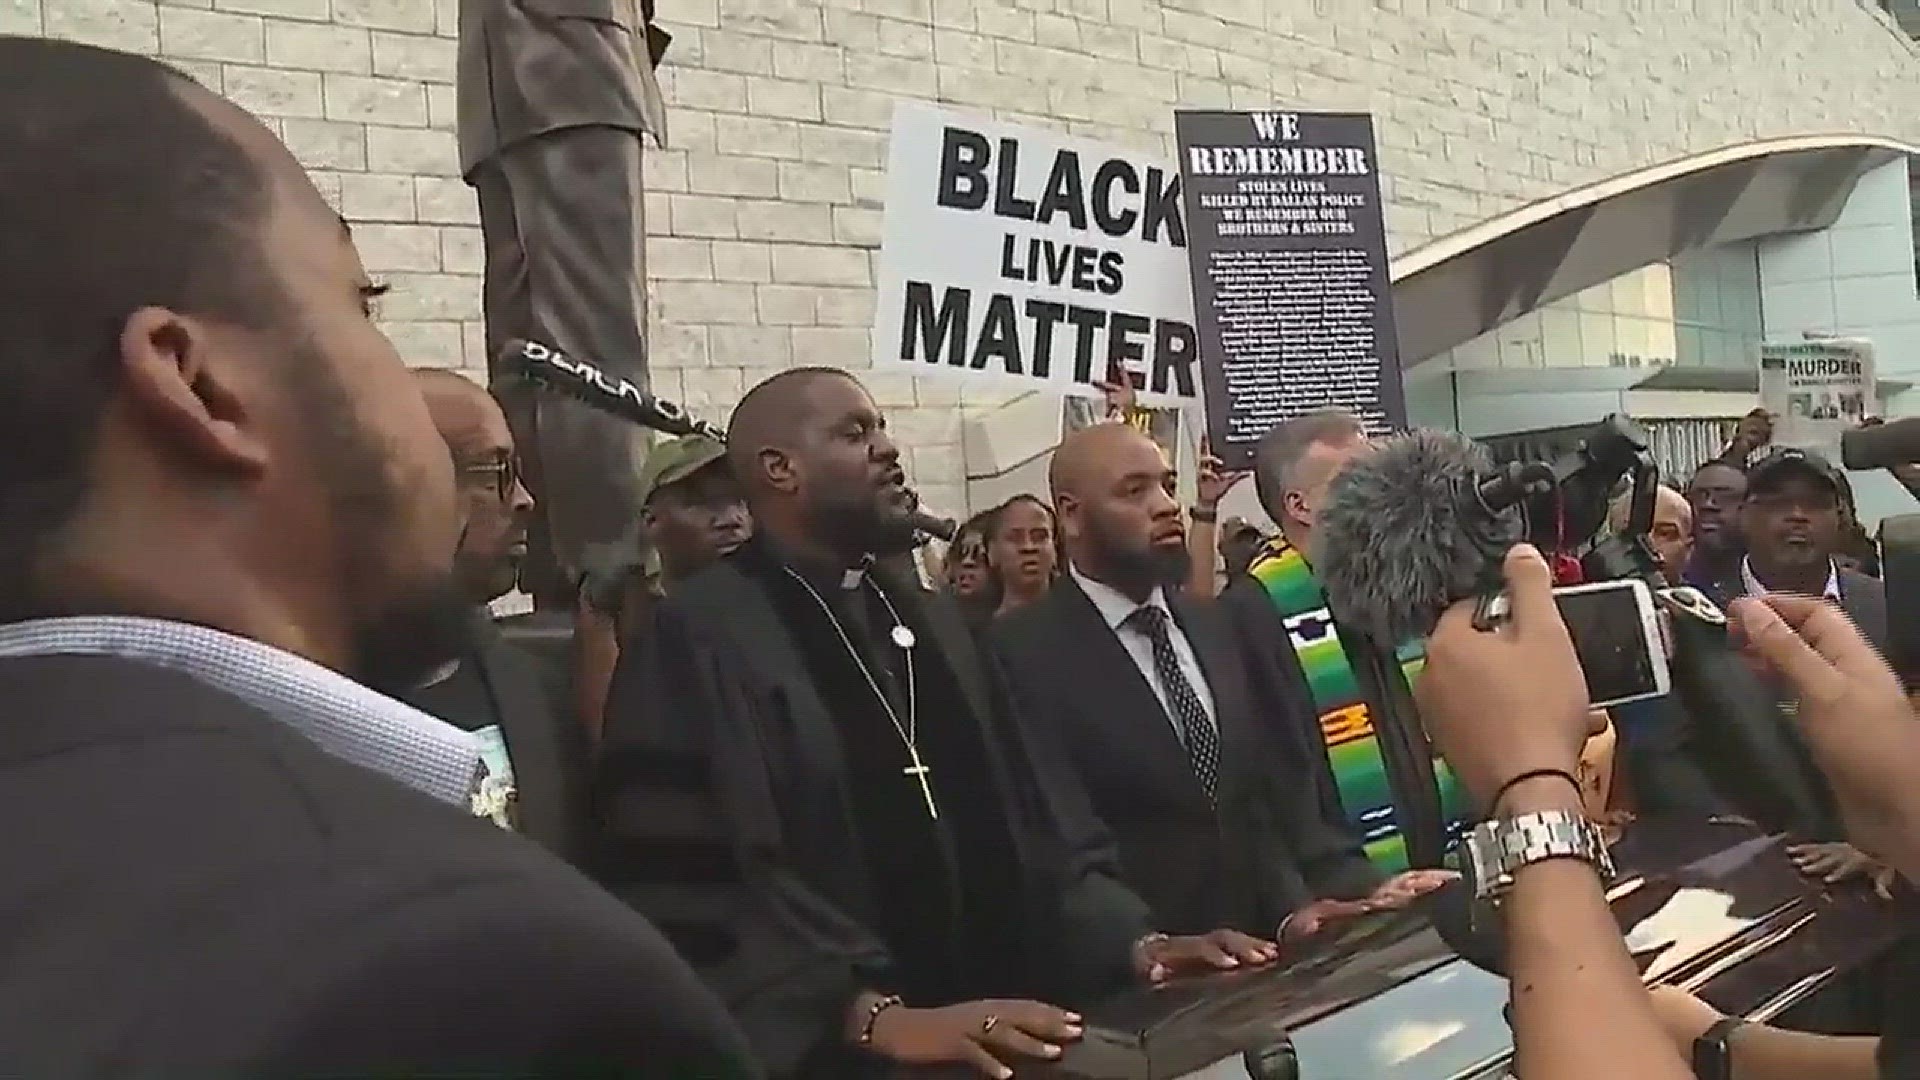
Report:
1315,429,1522,646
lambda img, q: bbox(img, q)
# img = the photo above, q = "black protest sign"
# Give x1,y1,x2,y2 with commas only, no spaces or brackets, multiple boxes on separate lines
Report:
1174,111,1406,470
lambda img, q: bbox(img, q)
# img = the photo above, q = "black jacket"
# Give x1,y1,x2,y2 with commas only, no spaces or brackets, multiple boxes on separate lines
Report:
991,577,1377,937
403,611,591,863
0,653,756,1078
594,551,1152,1078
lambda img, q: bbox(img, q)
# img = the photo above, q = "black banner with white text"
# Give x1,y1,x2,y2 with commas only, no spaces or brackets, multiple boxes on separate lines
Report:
1175,110,1406,469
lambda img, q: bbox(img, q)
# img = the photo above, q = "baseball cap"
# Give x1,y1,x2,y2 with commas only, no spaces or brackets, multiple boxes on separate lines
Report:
1746,445,1845,497
637,433,729,506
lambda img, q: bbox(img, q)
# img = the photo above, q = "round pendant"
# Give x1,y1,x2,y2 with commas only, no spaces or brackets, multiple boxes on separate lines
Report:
890,624,917,649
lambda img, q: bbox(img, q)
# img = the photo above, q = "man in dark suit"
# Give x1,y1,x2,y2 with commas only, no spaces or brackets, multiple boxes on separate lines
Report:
1712,447,1890,654
0,38,754,1076
457,0,671,603
404,370,592,861
994,424,1433,948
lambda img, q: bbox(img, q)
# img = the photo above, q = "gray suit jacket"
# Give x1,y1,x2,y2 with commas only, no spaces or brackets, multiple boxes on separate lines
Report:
456,0,670,176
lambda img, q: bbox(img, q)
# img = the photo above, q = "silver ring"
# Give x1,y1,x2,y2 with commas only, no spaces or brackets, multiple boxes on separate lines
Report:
981,1014,999,1035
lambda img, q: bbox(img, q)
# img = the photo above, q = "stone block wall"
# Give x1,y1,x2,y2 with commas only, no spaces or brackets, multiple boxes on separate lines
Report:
11,0,1920,514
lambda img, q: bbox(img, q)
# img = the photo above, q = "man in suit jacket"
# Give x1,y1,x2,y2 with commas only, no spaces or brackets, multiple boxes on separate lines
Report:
0,38,754,1075
404,371,592,861
1695,448,1897,840
1704,447,1890,654
457,0,671,602
995,424,1433,949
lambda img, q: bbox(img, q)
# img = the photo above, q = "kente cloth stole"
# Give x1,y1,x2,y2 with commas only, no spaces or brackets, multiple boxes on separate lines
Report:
1247,538,1468,872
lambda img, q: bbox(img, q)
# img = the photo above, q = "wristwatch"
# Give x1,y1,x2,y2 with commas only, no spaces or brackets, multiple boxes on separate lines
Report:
1691,1016,1746,1080
1461,809,1614,908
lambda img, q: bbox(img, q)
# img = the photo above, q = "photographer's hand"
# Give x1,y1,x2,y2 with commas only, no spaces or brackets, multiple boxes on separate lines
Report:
1419,545,1688,1080
1732,594,1920,880
1416,544,1598,809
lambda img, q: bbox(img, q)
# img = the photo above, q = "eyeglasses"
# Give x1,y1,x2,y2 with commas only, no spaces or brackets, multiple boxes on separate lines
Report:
459,455,522,502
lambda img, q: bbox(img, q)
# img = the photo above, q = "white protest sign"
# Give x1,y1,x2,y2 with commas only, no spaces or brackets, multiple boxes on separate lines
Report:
1758,338,1876,454
872,102,1200,406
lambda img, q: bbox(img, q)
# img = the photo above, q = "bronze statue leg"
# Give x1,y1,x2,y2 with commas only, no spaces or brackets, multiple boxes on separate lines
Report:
475,125,649,605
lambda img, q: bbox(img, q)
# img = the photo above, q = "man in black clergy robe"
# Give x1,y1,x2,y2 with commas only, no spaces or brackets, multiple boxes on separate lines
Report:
595,368,1277,1080
994,424,1440,951
0,38,754,1076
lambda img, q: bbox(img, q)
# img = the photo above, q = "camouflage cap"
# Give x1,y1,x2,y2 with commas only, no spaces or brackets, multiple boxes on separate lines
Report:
636,433,730,506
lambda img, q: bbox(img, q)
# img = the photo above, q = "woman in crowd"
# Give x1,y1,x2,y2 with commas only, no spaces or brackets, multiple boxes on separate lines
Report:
942,514,993,601
985,494,1061,618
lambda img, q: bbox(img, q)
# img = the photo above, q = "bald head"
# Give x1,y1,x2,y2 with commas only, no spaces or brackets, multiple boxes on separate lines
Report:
1051,422,1186,598
1050,422,1156,503
1610,484,1694,584
412,369,502,455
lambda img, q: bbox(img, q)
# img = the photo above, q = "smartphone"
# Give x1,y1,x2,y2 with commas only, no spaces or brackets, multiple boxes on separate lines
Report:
1552,579,1670,709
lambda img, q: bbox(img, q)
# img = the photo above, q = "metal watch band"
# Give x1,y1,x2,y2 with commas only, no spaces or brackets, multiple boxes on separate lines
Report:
1466,808,1614,905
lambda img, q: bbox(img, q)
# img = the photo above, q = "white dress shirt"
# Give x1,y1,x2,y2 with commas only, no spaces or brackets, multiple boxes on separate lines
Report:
0,616,488,810
1070,568,1218,740
1740,557,1842,601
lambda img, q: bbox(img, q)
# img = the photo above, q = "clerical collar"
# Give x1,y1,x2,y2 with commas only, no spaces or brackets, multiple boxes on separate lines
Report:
745,534,873,594
1741,556,1841,602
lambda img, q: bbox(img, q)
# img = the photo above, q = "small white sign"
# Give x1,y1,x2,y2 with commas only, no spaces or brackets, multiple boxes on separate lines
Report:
872,102,1200,406
1758,338,1876,454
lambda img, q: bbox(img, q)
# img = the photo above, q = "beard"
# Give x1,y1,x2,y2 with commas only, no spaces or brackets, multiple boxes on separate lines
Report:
812,487,919,560
286,351,474,696
1086,514,1190,595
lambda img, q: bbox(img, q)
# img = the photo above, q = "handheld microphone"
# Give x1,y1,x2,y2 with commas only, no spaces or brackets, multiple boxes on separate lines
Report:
1316,429,1524,646
1841,416,1920,471
497,339,958,544
499,338,726,440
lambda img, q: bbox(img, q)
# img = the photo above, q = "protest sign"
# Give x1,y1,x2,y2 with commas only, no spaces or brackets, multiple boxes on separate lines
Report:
873,102,1201,406
1174,110,1405,470
1758,338,1876,455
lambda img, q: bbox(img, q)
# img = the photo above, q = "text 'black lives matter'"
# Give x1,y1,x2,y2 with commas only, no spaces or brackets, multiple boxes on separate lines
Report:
1175,110,1408,470
896,124,1202,398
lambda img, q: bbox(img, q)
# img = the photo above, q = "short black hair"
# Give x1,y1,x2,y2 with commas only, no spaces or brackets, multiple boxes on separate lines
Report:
724,366,859,484
986,494,1055,538
0,37,283,616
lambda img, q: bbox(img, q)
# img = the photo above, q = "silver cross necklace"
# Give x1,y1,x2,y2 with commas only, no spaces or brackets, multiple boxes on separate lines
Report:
782,567,935,819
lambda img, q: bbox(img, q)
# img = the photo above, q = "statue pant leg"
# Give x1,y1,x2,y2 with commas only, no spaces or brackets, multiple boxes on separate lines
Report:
473,125,649,605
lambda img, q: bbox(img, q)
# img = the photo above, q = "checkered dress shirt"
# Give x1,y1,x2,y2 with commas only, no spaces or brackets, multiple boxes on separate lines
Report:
0,616,487,809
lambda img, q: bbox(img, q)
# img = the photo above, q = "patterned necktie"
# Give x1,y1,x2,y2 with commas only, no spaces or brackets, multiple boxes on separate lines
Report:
1126,605,1220,802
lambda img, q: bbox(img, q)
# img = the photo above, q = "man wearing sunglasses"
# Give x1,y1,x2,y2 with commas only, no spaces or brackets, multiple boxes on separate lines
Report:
405,370,591,864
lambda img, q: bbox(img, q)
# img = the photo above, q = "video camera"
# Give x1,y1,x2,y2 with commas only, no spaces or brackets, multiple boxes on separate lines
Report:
1467,416,1838,842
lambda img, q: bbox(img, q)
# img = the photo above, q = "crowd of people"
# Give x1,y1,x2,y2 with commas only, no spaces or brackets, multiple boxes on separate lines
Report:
6,34,1920,1080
